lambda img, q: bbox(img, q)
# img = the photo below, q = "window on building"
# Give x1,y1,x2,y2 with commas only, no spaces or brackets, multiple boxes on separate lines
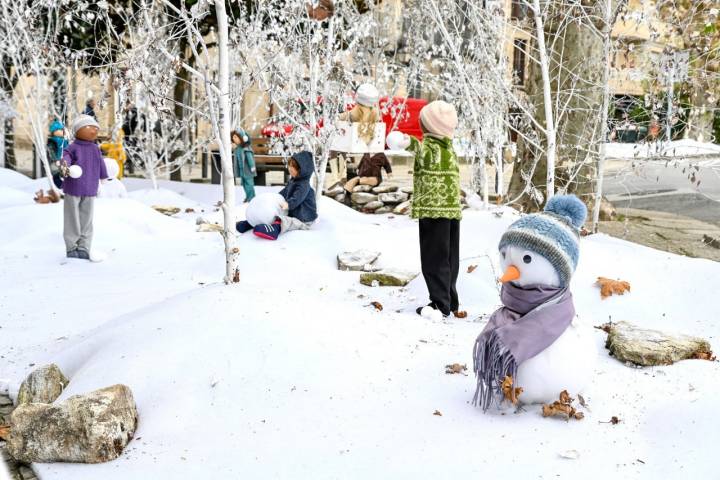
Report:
513,39,527,86
511,0,529,20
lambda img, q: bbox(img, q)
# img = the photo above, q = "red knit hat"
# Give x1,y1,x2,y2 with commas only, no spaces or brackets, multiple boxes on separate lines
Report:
419,100,458,139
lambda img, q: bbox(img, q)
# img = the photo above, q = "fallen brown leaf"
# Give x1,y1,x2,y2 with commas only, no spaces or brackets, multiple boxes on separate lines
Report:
594,323,613,334
467,265,478,274
0,424,9,440
370,301,383,311
501,376,523,405
541,391,585,421
185,208,195,213
445,363,467,375
453,310,468,319
433,410,442,416
600,416,621,425
596,277,631,299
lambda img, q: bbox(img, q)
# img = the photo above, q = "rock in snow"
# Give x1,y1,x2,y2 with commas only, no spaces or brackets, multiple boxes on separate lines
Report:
8,385,138,464
371,184,398,194
337,250,381,271
604,321,713,366
351,192,378,205
378,192,408,204
360,270,418,287
17,364,69,405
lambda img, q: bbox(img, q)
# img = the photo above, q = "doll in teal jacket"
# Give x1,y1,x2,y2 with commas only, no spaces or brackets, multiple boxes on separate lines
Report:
232,129,256,202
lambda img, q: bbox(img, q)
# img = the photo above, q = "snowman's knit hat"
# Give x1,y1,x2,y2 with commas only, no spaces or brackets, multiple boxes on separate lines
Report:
498,195,587,287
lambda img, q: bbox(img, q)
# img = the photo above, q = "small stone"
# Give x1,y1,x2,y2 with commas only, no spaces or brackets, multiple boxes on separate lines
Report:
19,465,36,480
362,201,384,212
375,207,392,214
393,200,412,215
8,384,138,464
372,184,398,194
0,396,12,407
605,321,713,366
400,186,414,194
17,364,69,405
324,186,344,197
337,250,381,271
351,192,378,205
360,270,419,287
378,192,409,204
334,193,346,203
352,185,373,193
151,205,181,216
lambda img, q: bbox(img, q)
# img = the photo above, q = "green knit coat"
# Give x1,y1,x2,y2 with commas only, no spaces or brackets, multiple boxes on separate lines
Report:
409,135,462,220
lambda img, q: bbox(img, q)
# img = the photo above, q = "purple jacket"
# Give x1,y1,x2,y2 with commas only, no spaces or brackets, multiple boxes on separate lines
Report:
61,140,108,197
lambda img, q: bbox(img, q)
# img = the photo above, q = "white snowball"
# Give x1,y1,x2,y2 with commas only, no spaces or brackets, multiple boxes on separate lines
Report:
104,158,120,179
421,306,443,321
68,165,83,179
386,131,410,151
245,192,287,226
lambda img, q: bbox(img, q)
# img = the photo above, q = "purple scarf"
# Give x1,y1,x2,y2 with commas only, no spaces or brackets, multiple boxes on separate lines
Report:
472,283,575,411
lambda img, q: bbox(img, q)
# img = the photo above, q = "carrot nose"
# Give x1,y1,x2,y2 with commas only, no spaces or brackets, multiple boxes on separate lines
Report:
499,265,521,283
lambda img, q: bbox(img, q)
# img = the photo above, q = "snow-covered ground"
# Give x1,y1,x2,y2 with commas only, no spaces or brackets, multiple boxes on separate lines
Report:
1,167,719,479
605,139,720,160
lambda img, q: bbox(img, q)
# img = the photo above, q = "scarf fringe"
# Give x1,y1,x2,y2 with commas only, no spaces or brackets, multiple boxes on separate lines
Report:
472,330,518,412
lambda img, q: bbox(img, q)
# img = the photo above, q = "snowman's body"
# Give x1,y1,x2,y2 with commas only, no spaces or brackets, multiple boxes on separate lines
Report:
500,245,596,404
97,158,127,199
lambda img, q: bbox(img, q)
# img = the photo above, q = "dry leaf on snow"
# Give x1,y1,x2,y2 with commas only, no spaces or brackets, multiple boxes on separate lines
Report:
445,363,467,375
541,390,584,421
0,424,9,440
433,410,442,416
596,277,631,299
467,265,478,274
370,301,383,311
501,376,523,405
599,416,621,425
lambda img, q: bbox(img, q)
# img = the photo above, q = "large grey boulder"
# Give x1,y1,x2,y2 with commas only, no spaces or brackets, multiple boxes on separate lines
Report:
337,250,380,271
8,384,138,464
360,269,418,287
17,364,69,405
605,321,714,366
372,184,398,194
379,192,408,204
352,184,373,193
351,192,378,205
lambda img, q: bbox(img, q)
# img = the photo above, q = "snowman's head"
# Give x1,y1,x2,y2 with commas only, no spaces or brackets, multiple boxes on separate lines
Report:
498,195,587,288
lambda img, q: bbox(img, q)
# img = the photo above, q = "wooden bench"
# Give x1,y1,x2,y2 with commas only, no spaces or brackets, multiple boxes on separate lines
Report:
251,137,288,186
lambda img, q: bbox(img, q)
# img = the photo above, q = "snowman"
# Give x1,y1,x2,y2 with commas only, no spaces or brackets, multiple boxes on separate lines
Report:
473,195,596,411
97,158,127,198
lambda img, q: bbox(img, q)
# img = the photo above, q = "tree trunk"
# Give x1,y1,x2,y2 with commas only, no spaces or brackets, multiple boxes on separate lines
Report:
170,48,192,182
215,1,240,284
685,83,715,143
3,119,15,170
509,5,606,211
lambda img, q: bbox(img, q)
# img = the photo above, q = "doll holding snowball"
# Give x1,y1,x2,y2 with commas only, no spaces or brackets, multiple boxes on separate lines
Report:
61,114,108,260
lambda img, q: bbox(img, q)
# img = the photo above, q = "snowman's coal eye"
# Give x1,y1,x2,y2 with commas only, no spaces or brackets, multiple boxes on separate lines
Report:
523,254,532,264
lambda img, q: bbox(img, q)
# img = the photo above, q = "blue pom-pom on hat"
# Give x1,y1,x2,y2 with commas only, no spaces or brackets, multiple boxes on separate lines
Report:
545,195,587,229
498,195,587,287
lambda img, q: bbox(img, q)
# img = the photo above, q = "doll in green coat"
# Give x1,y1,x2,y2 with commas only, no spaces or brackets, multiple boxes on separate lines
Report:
232,129,256,202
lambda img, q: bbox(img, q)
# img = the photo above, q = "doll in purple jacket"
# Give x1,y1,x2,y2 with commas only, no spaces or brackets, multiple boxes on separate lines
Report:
61,115,108,260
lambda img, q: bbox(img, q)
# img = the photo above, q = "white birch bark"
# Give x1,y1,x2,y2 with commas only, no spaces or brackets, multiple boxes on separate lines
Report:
592,0,614,232
215,0,240,284
531,0,556,202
